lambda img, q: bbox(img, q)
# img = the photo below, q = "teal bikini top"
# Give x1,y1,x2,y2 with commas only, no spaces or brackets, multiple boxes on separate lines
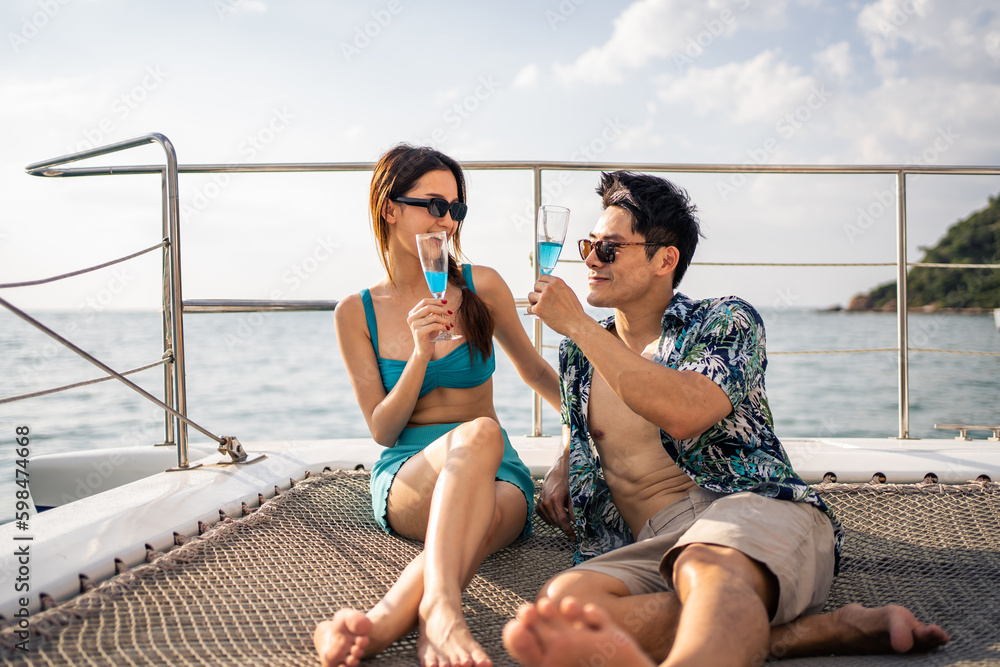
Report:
361,263,496,397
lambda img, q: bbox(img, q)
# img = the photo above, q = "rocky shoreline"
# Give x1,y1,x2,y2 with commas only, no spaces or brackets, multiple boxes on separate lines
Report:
822,297,995,314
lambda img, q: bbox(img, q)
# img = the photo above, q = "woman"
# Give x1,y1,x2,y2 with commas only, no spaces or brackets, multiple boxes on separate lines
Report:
314,144,560,667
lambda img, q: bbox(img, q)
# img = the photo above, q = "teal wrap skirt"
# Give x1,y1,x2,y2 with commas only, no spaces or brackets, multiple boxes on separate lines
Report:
370,422,534,539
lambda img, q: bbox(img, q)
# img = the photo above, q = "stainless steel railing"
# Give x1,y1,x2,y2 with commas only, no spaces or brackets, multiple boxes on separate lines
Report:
10,135,1000,450
11,134,202,466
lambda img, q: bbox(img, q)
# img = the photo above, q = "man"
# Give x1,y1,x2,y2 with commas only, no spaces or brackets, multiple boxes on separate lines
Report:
505,171,949,667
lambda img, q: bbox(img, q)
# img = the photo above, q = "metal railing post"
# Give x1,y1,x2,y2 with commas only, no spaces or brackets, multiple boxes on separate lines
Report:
158,135,192,466
158,170,176,448
25,133,195,465
531,166,544,437
895,170,911,439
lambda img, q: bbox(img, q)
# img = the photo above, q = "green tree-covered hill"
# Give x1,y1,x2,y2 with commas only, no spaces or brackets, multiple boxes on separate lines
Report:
847,193,1000,311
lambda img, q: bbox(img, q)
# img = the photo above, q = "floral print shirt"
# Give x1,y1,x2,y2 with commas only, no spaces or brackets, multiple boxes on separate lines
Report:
560,292,843,567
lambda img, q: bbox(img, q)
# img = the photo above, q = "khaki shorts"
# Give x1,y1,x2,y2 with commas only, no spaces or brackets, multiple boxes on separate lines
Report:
573,488,836,626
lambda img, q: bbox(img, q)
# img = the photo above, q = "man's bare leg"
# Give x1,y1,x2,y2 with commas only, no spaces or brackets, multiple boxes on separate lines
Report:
539,559,948,666
504,596,951,667
769,603,950,659
665,544,776,666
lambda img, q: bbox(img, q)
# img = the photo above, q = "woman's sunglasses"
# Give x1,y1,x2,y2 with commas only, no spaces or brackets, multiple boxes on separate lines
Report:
577,239,666,263
392,197,468,222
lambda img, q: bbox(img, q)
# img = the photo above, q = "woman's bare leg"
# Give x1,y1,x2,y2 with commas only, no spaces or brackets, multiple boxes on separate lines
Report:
314,418,528,667
400,418,526,667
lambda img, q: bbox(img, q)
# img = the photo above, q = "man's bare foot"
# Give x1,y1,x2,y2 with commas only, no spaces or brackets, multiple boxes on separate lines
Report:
771,603,950,658
503,597,655,667
418,603,491,667
314,609,373,667
830,603,950,653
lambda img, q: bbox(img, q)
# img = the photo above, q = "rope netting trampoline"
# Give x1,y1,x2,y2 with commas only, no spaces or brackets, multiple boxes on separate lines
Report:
2,470,997,666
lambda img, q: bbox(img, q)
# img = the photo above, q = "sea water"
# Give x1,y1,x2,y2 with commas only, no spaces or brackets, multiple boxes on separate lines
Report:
2,309,999,513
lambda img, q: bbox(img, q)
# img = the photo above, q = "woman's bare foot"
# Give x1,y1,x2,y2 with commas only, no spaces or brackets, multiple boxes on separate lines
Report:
314,609,373,667
770,603,950,658
418,602,491,667
503,597,655,667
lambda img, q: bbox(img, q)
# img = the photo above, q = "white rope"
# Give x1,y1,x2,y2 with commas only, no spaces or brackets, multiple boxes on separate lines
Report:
0,359,169,405
691,262,895,267
909,262,1000,269
545,345,1000,356
0,239,168,289
770,348,897,355
910,348,1000,357
563,259,999,268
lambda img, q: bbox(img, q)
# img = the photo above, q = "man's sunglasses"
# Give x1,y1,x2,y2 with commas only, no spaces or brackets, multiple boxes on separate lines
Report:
392,197,468,222
578,239,666,263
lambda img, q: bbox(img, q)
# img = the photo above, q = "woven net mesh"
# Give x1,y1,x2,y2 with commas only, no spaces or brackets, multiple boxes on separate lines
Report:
2,471,998,666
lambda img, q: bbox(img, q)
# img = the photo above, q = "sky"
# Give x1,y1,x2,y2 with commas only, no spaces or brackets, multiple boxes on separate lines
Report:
1,0,999,317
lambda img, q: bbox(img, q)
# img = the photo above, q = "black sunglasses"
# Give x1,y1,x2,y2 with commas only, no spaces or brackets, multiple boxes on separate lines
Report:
578,239,666,263
392,197,468,222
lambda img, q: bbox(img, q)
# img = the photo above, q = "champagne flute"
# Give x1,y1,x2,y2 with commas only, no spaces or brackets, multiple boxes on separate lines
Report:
528,204,571,317
416,231,462,341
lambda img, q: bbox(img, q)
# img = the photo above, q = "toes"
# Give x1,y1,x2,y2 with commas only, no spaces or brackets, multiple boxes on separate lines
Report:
558,596,586,623
516,602,542,628
504,619,545,666
314,609,373,667
470,647,492,667
580,602,614,631
914,624,950,650
535,597,559,620
334,608,373,635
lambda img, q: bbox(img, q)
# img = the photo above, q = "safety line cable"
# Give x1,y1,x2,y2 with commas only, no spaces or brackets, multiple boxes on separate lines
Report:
542,345,1000,356
0,358,169,405
0,295,223,444
0,239,168,289
559,260,1000,268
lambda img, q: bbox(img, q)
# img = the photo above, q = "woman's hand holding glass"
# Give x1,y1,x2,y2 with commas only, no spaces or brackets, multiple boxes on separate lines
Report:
416,231,462,341
406,298,455,358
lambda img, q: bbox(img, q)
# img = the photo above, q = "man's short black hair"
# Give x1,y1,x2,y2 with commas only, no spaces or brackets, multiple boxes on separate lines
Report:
596,171,702,288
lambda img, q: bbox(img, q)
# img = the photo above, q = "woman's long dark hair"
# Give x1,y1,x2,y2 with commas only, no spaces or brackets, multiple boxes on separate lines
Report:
369,144,494,361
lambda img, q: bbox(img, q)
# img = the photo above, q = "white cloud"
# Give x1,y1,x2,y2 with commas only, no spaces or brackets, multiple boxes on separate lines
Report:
814,41,853,81
0,76,101,116
828,77,1000,163
657,50,817,125
616,101,662,151
988,31,1000,63
552,0,755,85
231,0,267,14
512,64,541,89
858,0,1000,76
